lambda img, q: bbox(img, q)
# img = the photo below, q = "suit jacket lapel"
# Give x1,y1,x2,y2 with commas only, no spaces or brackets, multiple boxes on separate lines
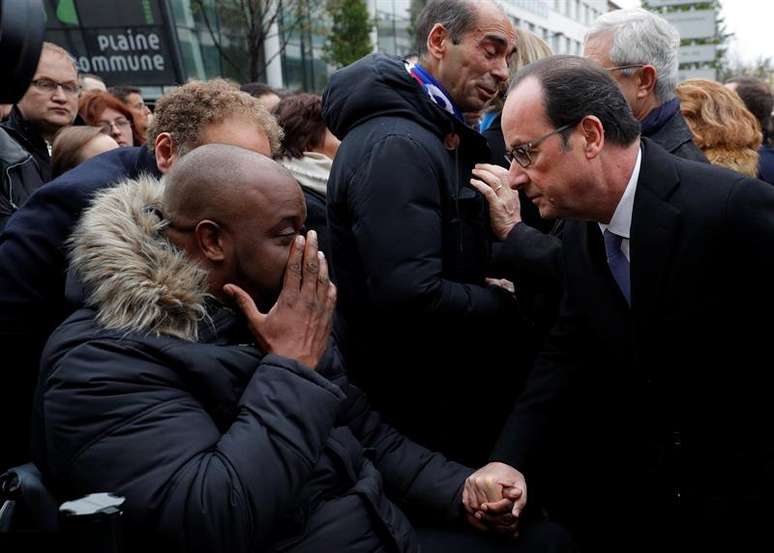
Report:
630,139,682,314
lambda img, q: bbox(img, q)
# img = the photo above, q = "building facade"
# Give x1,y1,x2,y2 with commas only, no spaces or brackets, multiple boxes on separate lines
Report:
643,0,721,81
44,0,615,100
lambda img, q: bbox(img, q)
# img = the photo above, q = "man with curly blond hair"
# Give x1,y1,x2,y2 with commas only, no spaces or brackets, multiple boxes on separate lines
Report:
0,78,282,471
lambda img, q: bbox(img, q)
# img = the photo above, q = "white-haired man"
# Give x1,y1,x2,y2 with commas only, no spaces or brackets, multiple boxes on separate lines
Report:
584,7,706,162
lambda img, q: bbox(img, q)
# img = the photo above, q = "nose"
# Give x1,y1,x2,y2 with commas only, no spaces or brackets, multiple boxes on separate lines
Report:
51,85,68,102
492,55,509,83
508,161,529,190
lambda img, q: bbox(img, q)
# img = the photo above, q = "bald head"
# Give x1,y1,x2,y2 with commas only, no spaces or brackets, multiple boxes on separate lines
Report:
163,143,299,227
162,143,307,307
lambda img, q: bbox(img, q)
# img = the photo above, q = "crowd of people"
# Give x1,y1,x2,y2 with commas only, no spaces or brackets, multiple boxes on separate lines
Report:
1,1,774,552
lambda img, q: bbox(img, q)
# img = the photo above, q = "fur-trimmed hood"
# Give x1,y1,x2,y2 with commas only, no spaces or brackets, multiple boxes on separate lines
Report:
69,174,209,341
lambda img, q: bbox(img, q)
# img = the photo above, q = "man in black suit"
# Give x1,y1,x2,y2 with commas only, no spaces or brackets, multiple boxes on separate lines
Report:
464,56,774,551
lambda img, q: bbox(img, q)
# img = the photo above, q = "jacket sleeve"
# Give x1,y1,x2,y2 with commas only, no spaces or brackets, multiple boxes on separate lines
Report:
334,376,472,521
39,342,344,553
347,133,506,316
489,251,585,477
491,222,563,286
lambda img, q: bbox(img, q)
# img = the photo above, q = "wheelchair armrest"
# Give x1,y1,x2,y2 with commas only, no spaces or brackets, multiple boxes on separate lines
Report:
0,463,125,534
0,462,59,531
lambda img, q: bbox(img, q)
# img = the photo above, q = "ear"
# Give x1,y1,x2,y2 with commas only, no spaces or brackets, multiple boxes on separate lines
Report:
194,220,226,262
154,132,177,174
636,65,658,99
580,115,605,159
426,23,450,61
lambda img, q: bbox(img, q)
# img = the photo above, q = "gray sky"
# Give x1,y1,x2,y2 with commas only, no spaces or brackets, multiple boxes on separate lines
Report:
615,0,774,65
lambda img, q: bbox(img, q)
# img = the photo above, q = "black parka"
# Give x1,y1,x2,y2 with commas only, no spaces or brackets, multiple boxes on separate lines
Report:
32,175,472,553
322,54,530,465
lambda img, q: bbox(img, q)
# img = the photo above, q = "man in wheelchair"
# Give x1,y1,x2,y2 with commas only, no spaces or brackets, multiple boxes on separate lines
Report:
28,145,571,552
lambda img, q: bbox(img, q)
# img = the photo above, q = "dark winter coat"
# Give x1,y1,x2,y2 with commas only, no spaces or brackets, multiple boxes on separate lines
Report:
0,145,160,470
322,54,530,465
758,144,774,185
32,175,472,553
644,109,707,163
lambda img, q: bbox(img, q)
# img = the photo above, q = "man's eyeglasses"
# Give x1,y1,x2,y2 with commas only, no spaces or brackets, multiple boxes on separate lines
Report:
603,64,645,73
504,122,576,169
30,78,80,96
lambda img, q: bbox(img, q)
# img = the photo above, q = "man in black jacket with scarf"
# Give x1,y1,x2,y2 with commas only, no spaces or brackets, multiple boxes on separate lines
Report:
323,0,532,470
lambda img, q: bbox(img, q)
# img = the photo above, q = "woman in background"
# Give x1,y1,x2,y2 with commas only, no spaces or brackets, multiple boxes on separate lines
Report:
51,126,119,178
79,91,142,147
676,79,761,177
274,93,340,255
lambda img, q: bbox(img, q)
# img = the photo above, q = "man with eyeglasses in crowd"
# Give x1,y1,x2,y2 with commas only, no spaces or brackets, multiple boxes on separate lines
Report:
467,6,712,347
583,7,706,163
1,42,79,229
468,54,774,551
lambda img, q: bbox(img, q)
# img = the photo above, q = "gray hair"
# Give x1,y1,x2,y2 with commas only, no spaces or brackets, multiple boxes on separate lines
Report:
585,8,680,103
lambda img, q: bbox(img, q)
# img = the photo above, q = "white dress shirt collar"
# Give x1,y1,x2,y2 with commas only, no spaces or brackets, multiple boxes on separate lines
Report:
599,147,642,240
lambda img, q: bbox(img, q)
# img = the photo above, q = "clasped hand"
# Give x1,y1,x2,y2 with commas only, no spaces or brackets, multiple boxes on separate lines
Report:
463,462,528,538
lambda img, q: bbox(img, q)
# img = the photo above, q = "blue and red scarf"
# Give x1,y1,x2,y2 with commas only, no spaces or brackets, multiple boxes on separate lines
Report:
405,61,465,124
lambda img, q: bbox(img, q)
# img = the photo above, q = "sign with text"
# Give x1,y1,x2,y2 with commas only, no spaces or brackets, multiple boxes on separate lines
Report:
679,44,717,65
43,0,183,86
663,10,716,40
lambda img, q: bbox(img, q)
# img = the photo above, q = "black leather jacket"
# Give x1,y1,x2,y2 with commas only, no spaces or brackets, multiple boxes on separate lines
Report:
0,127,44,232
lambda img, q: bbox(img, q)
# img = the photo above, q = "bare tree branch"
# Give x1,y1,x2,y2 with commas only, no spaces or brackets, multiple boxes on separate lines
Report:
191,0,325,83
191,0,244,77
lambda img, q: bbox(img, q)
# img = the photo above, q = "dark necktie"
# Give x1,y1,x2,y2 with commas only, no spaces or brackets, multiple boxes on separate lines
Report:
603,229,631,306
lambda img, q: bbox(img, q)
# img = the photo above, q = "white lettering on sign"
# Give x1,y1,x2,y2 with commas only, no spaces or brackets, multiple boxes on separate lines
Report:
79,29,166,75
96,29,162,52
78,54,166,74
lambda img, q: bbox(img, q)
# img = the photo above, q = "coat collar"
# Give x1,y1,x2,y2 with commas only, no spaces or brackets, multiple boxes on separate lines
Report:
644,110,695,157
280,152,331,197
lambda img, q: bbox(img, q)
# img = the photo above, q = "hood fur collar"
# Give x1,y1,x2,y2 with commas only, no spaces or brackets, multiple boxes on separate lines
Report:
69,174,209,341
